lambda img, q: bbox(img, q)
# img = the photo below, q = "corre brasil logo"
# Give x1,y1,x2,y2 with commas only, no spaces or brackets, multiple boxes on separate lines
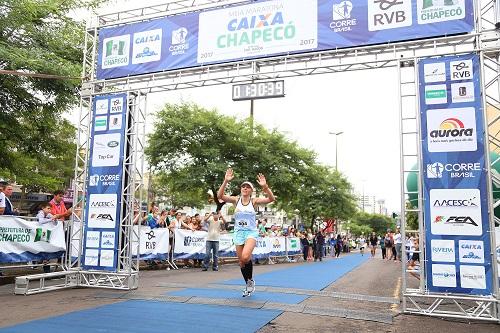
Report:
330,1,357,32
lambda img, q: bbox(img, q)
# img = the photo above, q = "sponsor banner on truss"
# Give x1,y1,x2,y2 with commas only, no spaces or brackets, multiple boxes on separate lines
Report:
173,230,298,259
82,93,128,271
96,0,474,80
0,216,66,263
418,53,495,295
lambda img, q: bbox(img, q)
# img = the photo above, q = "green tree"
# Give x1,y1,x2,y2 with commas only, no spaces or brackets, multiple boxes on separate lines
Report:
351,212,394,235
0,0,97,191
146,103,357,219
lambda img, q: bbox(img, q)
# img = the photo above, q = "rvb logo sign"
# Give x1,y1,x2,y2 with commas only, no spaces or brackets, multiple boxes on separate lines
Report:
426,107,477,152
418,0,465,25
450,59,473,81
431,239,455,262
459,240,484,263
109,97,124,114
102,35,130,69
368,0,412,31
426,161,481,179
432,264,456,287
430,189,482,236
330,1,358,32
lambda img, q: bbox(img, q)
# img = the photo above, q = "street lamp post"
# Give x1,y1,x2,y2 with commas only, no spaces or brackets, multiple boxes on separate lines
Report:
328,131,344,171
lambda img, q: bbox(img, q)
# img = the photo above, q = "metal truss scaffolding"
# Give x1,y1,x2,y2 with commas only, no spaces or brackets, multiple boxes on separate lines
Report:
399,0,500,323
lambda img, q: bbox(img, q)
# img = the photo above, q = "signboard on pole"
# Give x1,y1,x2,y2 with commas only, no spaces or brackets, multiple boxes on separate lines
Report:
418,53,495,295
96,0,474,80
82,93,128,271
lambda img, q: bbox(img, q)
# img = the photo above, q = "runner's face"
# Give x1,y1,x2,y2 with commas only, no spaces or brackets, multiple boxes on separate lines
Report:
240,184,252,194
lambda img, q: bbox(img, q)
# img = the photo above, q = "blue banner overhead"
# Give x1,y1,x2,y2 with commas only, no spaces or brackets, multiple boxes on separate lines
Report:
96,0,474,80
418,53,495,296
82,93,128,271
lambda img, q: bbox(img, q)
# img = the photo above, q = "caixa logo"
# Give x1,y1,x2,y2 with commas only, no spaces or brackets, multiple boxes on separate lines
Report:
462,252,481,260
433,216,478,226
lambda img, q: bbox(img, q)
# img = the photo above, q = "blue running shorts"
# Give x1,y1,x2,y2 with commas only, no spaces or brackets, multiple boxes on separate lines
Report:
233,230,259,246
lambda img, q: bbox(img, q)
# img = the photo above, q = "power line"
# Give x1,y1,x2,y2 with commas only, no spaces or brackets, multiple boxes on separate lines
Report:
0,69,81,80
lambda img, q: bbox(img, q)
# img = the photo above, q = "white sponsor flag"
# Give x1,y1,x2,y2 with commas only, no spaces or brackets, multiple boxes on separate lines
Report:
174,229,207,259
253,237,271,259
132,226,170,259
287,237,301,254
219,233,236,257
269,236,287,256
0,216,66,262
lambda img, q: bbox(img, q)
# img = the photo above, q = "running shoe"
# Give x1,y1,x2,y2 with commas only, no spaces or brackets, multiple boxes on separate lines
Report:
242,279,256,297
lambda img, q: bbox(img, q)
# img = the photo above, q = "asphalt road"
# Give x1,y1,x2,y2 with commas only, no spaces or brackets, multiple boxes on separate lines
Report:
0,252,498,332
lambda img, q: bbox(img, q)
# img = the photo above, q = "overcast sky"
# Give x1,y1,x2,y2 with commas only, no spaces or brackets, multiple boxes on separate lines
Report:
88,0,403,213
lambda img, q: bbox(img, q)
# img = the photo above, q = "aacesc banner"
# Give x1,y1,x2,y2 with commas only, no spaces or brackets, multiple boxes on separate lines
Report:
97,0,474,80
418,53,495,296
0,216,66,263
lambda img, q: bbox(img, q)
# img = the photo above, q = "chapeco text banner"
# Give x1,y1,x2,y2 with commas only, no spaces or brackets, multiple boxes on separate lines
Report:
0,216,66,263
97,0,474,80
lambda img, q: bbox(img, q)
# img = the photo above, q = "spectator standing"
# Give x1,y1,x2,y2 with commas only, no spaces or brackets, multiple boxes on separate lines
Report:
369,232,378,258
380,235,386,259
0,181,6,215
202,211,225,271
384,231,394,260
300,233,309,261
314,229,325,262
37,202,56,273
50,190,71,223
394,227,402,262
3,184,18,215
334,234,342,258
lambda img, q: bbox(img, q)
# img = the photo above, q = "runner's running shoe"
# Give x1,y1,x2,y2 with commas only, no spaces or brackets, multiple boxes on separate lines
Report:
242,279,255,297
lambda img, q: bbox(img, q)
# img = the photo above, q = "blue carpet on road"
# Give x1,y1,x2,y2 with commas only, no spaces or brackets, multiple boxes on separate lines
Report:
0,300,282,333
223,254,369,290
168,288,308,304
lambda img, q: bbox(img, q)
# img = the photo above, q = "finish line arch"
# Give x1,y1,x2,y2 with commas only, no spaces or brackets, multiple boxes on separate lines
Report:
17,0,500,324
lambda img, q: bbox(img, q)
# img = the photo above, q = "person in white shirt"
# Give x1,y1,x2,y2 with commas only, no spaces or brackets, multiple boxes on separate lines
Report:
394,228,402,262
36,203,55,225
358,235,366,256
202,211,225,271
0,181,6,215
